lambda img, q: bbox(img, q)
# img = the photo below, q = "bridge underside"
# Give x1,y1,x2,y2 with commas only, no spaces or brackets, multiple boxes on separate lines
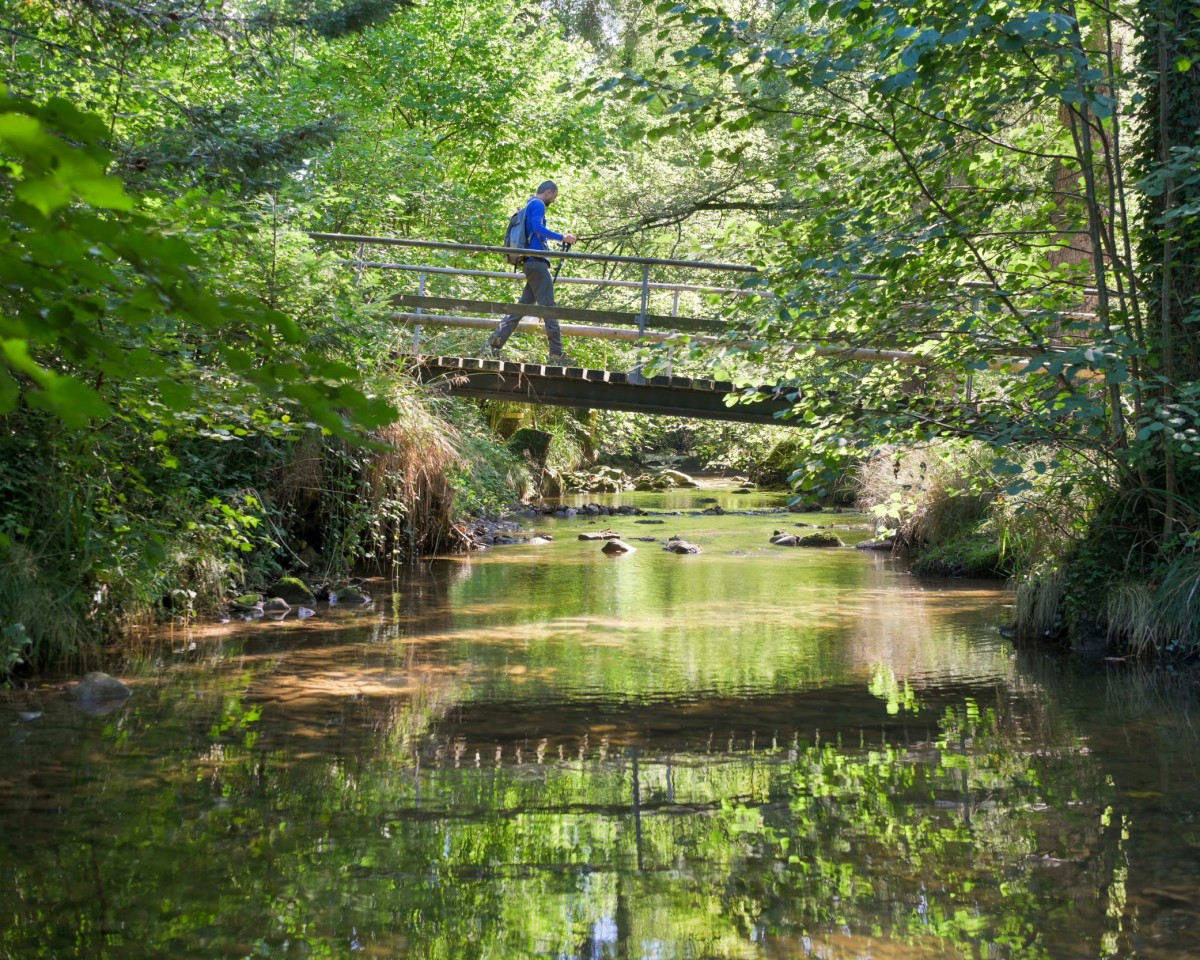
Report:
414,357,802,426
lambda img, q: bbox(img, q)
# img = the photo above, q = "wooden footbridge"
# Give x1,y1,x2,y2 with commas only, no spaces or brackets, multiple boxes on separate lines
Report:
309,233,930,427
309,232,1090,425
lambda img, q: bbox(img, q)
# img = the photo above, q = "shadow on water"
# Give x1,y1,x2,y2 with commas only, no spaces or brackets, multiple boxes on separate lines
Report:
2,489,1199,959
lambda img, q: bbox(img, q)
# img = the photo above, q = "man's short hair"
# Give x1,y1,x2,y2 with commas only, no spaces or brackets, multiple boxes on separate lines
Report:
536,180,558,195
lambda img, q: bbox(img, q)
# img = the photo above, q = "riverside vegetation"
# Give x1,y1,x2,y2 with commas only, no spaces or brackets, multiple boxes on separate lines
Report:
1,0,1197,676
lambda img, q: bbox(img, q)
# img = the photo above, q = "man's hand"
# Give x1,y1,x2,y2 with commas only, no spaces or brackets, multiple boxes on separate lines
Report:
563,233,578,245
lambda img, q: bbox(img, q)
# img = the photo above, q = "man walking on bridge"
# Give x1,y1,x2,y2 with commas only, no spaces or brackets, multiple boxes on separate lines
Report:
488,180,579,364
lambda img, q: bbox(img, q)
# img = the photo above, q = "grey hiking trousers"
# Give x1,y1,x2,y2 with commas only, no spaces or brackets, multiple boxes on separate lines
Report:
489,258,564,356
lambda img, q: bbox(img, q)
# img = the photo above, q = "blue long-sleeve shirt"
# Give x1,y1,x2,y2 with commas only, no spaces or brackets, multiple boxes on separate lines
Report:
523,197,563,255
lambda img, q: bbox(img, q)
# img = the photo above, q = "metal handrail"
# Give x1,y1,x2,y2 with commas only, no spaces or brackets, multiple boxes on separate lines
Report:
309,232,758,273
311,233,1110,298
336,260,772,297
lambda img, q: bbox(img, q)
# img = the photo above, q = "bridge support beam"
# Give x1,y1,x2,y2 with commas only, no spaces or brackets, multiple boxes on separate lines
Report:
414,357,803,427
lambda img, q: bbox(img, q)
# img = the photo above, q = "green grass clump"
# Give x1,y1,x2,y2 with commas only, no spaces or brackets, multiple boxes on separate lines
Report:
912,537,1008,579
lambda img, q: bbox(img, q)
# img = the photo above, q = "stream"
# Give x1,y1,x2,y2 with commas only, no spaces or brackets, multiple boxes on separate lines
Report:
2,483,1198,959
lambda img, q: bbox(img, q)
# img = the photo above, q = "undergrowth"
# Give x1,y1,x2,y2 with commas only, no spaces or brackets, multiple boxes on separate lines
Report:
0,387,527,673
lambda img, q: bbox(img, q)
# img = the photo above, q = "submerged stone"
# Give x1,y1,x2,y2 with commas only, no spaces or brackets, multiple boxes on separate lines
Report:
69,672,131,705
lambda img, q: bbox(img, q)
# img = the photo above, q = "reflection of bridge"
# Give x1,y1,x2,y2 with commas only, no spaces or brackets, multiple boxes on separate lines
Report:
309,232,1080,424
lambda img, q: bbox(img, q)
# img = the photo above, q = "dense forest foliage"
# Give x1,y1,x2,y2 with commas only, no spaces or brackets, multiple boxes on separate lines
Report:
0,0,1197,670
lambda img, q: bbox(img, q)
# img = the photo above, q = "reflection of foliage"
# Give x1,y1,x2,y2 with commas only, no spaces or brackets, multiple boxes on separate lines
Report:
868,664,921,715
0,673,1125,959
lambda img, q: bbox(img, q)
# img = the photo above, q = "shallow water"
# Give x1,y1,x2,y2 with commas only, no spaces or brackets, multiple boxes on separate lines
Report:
2,484,1199,959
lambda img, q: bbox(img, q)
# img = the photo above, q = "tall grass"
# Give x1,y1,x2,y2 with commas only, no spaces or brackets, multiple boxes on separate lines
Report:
1102,552,1200,656
0,543,92,670
856,444,993,547
362,394,465,561
1013,569,1066,640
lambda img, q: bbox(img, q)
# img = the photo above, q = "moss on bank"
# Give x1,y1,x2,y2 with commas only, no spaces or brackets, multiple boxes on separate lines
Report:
910,536,1009,579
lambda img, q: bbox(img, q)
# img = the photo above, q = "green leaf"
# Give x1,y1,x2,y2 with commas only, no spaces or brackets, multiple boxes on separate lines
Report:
0,111,47,152
26,375,111,426
74,176,133,211
15,178,72,216
159,380,195,411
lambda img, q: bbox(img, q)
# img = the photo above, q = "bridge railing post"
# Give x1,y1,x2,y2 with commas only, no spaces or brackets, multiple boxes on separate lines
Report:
413,269,426,353
667,289,681,376
629,264,652,385
354,242,367,288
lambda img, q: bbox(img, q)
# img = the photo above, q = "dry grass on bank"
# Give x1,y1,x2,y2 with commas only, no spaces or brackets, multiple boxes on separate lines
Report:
362,395,466,559
856,446,992,546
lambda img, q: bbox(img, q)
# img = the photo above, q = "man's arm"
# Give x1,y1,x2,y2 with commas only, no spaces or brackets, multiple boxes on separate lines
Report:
525,198,564,245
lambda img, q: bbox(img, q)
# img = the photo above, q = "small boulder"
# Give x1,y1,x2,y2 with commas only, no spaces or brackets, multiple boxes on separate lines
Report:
601,539,636,555
769,534,801,547
659,469,697,488
579,531,622,541
262,597,291,615
855,537,896,552
335,586,372,604
69,672,131,710
663,537,702,555
798,532,844,548
634,519,665,525
265,577,315,605
230,593,262,613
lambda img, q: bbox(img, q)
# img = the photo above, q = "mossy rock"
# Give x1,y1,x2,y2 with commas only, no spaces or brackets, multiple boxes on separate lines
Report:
797,533,844,548
230,593,263,612
656,468,693,486
335,586,372,604
267,577,315,604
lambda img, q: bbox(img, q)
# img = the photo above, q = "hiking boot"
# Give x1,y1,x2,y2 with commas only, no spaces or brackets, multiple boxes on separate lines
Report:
546,353,577,366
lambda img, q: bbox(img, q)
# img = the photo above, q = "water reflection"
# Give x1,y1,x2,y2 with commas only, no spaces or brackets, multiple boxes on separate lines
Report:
1,491,1198,959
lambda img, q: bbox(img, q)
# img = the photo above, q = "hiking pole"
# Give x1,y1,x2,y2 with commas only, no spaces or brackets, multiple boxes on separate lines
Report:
553,242,571,281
